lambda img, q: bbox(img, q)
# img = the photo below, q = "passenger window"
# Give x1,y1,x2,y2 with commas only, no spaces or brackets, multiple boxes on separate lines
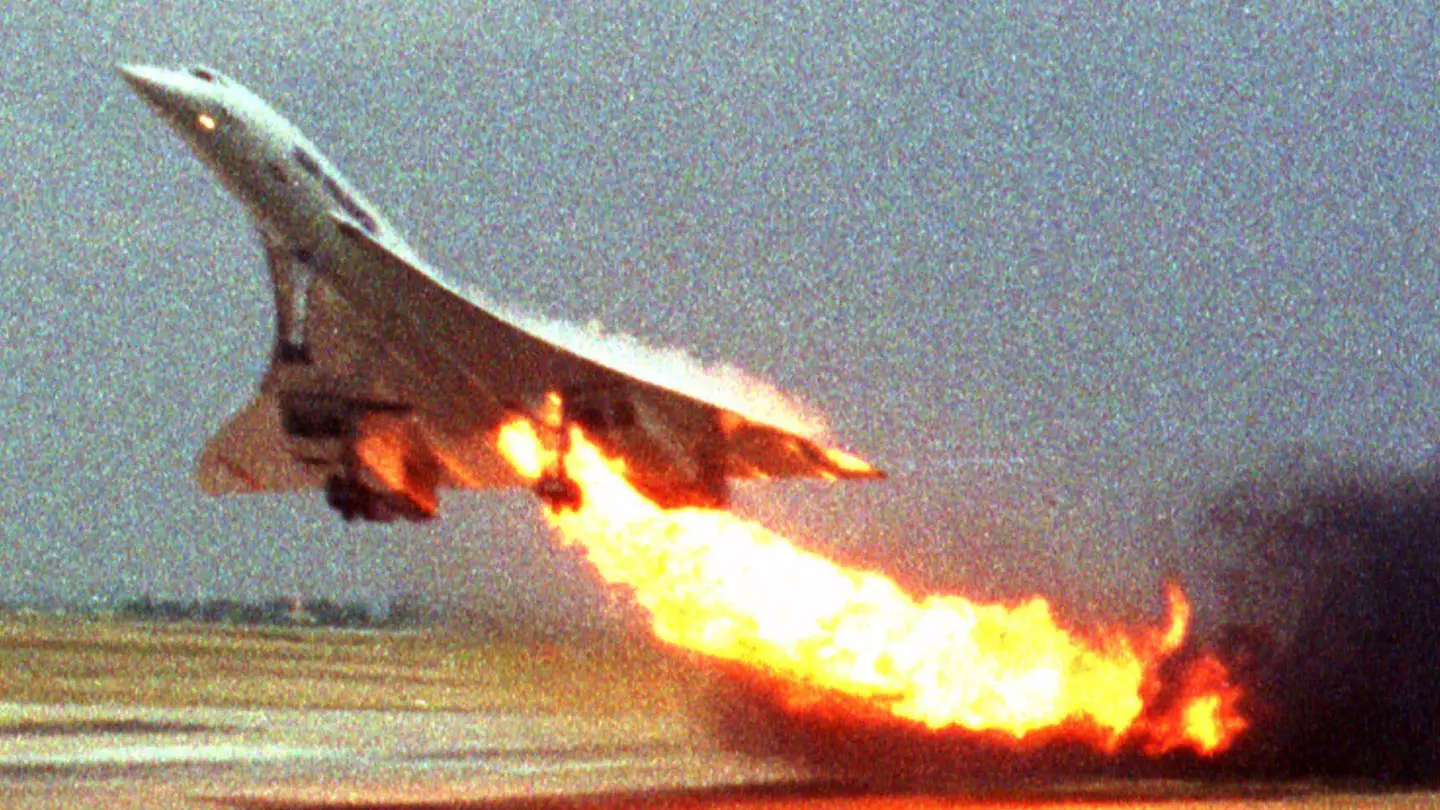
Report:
293,149,322,178
353,210,379,234
321,175,378,235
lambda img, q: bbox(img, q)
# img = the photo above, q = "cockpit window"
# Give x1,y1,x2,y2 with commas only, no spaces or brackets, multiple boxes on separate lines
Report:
189,66,222,83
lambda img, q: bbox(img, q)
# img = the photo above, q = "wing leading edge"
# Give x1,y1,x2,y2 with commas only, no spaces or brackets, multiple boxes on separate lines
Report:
322,214,884,492
198,214,882,513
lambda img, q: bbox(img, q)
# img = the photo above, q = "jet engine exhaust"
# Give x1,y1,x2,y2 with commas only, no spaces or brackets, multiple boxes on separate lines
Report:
493,411,1247,761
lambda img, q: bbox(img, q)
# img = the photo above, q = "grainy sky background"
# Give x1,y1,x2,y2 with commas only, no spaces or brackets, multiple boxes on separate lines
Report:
3,1,1437,629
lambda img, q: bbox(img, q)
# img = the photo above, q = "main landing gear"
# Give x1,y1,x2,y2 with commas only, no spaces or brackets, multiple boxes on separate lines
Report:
534,470,583,512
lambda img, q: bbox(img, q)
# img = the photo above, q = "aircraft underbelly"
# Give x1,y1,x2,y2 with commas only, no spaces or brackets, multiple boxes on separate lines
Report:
267,273,527,494
124,63,882,520
316,230,587,415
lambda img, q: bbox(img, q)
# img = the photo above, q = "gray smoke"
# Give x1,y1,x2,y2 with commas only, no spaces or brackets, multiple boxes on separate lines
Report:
1201,449,1440,784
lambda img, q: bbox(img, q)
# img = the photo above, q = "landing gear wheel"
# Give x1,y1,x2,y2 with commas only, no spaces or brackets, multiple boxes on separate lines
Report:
535,472,583,512
324,472,400,522
325,473,361,521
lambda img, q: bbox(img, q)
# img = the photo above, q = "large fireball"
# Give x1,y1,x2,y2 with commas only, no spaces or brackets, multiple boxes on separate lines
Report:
496,417,1245,756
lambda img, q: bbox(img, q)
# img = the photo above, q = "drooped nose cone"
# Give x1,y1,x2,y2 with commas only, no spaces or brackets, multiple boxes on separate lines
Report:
118,62,240,164
117,63,208,131
118,64,173,109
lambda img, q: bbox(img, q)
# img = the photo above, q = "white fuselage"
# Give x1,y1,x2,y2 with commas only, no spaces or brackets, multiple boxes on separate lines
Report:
119,63,529,511
119,64,882,519
118,64,421,276
118,64,497,424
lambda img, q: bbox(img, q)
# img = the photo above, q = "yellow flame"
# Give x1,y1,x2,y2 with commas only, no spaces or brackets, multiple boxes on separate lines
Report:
824,446,878,475
1184,696,1226,752
495,418,1244,754
495,417,549,479
1159,583,1190,654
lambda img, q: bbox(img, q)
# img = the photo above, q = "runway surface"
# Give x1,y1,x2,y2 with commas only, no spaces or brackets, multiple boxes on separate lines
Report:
0,701,799,808
3,702,1438,809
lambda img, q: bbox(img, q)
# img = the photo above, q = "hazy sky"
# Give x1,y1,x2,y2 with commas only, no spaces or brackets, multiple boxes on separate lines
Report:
3,2,1438,628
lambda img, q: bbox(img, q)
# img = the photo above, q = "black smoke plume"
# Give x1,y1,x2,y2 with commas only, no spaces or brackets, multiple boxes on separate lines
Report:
700,448,1440,788
1203,449,1440,784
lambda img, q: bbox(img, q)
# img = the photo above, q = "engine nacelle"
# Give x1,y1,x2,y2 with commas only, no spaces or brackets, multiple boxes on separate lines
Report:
324,471,434,523
554,386,728,510
280,392,440,522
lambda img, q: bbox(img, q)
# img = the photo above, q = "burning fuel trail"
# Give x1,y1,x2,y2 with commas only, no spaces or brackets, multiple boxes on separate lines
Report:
497,418,1246,757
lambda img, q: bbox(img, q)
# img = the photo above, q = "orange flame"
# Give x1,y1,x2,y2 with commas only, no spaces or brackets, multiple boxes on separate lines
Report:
495,418,1244,755
1144,654,1249,756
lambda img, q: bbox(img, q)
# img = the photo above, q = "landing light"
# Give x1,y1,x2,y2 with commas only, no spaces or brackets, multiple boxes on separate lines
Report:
197,113,216,131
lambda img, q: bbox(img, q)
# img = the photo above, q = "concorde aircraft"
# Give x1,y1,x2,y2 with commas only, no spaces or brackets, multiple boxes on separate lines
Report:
118,64,882,522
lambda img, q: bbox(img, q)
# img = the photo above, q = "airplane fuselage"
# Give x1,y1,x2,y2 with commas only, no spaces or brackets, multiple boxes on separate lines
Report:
121,66,404,262
120,65,528,519
119,64,884,521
